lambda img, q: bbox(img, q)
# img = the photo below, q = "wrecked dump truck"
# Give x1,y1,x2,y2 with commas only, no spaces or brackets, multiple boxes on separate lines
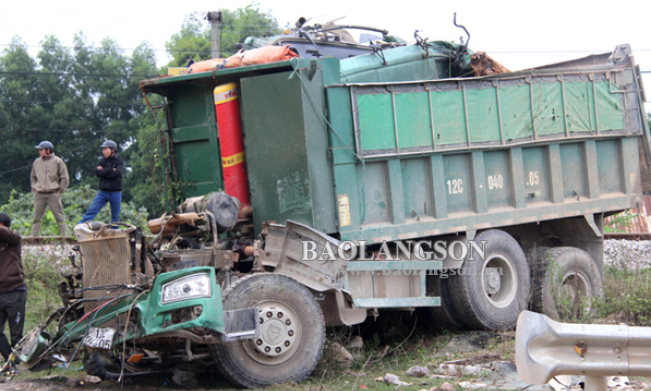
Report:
10,19,651,389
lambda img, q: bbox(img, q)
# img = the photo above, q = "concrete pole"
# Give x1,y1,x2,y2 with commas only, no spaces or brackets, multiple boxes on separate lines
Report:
207,11,222,58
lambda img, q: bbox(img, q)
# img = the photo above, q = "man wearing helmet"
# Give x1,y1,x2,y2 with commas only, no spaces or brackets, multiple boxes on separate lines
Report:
30,141,69,237
79,140,125,224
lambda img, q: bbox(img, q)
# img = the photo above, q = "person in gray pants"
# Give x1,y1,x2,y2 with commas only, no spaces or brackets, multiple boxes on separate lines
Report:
0,213,26,366
30,141,69,237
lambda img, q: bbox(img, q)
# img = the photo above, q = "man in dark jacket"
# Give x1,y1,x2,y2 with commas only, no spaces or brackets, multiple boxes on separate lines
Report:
79,140,125,224
0,213,26,364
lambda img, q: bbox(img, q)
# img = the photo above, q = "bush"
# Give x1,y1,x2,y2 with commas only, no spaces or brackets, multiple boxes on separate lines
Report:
22,244,71,332
0,185,150,236
594,266,651,325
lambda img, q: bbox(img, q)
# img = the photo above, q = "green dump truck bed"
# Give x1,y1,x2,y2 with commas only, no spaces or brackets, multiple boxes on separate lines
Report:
140,43,650,246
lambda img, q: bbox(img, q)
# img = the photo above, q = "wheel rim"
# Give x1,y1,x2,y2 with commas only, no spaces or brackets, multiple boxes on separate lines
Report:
481,253,517,308
557,271,592,316
241,300,301,365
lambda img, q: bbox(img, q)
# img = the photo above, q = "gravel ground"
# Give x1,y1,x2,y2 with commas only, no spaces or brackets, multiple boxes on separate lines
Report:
604,239,651,269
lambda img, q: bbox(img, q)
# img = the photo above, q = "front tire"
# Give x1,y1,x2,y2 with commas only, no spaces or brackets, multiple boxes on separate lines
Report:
214,273,325,389
448,229,530,330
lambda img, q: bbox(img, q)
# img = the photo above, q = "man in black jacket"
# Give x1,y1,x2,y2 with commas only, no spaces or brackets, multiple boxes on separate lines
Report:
79,140,125,224
0,213,26,364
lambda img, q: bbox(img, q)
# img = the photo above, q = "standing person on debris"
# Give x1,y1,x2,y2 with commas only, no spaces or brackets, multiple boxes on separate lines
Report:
30,141,69,237
0,213,26,366
79,140,124,225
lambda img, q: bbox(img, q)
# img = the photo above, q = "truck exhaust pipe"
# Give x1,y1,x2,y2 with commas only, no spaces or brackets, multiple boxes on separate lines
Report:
515,310,651,391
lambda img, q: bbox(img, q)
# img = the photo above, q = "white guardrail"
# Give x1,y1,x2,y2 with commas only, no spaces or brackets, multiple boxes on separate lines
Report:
516,311,651,391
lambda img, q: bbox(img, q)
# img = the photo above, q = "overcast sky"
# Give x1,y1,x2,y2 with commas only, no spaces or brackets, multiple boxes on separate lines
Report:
1,0,649,110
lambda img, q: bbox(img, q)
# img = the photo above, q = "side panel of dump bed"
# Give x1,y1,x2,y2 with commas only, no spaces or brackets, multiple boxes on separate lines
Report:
321,51,650,244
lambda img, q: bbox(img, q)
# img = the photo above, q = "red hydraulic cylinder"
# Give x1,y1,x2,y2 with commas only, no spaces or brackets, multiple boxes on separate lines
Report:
214,82,251,206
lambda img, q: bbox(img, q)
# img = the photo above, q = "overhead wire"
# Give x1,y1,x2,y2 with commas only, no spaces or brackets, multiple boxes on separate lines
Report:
0,99,146,107
0,127,133,178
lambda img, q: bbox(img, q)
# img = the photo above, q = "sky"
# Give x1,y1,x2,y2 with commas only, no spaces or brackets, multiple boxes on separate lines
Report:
0,0,649,110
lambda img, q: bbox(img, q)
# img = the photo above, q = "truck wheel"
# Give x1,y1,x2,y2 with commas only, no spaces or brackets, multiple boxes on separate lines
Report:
214,274,325,389
530,247,602,321
448,229,530,330
427,277,464,331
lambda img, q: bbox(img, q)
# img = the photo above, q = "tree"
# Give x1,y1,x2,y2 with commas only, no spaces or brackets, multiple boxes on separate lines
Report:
0,37,41,201
0,33,159,205
165,4,280,67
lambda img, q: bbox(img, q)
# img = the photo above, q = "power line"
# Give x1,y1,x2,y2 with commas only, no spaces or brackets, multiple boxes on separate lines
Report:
0,99,145,107
0,128,132,177
0,70,159,78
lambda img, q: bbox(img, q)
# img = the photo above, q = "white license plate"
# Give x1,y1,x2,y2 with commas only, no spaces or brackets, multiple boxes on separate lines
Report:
83,327,116,350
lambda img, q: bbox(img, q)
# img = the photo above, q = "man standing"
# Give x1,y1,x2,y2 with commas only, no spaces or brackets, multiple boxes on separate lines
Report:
79,140,124,224
0,213,26,365
30,141,69,237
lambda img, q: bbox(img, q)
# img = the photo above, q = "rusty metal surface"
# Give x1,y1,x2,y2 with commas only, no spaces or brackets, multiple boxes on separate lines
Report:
75,225,138,327
605,195,651,235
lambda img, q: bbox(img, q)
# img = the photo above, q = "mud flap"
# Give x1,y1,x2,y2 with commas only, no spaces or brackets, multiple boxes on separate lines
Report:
221,307,259,343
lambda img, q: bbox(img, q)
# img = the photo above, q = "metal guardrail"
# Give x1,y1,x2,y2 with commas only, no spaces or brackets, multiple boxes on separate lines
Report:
516,311,651,391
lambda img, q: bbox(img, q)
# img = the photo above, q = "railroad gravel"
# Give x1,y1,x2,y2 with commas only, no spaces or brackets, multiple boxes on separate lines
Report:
604,239,651,269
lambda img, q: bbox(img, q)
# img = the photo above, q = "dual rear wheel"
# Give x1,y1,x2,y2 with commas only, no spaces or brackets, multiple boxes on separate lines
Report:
428,230,602,330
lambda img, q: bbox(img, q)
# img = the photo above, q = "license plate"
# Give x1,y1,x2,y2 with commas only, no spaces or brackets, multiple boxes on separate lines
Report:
83,327,116,350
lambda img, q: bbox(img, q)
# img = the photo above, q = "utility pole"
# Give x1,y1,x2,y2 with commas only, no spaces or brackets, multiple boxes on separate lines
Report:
207,11,222,58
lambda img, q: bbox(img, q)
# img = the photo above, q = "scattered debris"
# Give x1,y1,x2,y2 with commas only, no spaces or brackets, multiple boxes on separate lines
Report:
435,331,510,357
548,375,582,390
459,380,489,389
440,382,456,391
608,376,631,389
379,373,413,386
407,365,428,377
172,369,197,388
84,375,102,384
348,335,364,349
470,52,511,77
332,342,354,362
437,361,485,376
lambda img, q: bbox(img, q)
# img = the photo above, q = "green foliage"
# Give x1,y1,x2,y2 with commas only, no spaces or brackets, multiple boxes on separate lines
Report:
594,266,651,325
0,33,159,205
22,245,69,332
220,5,280,56
165,3,280,67
0,186,149,236
605,210,638,233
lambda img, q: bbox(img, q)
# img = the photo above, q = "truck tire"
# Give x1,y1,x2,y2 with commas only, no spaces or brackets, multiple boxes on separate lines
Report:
214,273,325,389
427,277,464,331
448,229,530,330
530,247,603,321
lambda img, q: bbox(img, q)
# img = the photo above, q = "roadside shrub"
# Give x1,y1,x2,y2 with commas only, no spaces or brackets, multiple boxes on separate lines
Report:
594,266,651,325
0,185,150,236
22,244,71,332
